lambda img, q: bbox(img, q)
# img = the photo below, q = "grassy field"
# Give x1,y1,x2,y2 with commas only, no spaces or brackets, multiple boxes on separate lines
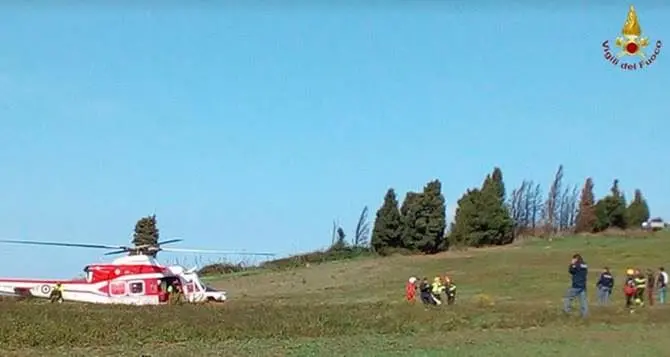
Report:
3,233,670,356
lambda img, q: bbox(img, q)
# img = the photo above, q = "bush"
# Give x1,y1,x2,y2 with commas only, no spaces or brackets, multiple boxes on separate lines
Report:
197,263,249,276
261,246,373,271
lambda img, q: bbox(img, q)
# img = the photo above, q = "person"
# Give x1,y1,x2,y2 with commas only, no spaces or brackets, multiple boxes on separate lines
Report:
624,269,637,310
633,270,647,306
405,277,418,303
563,253,588,317
658,267,668,304
170,283,184,305
646,269,655,306
49,282,64,303
444,277,457,305
596,267,614,305
431,277,445,305
419,277,433,305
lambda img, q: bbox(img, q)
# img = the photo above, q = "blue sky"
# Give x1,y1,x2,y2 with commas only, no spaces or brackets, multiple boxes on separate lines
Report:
0,2,668,278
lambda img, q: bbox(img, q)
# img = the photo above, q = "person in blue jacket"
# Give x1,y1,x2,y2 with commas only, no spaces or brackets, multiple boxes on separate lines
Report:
596,267,614,305
563,253,588,317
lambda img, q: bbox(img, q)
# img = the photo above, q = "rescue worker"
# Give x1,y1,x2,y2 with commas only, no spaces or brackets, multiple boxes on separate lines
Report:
50,282,64,303
658,267,668,304
419,277,433,305
167,282,183,305
405,277,418,303
431,277,445,305
633,269,647,306
623,269,637,310
563,253,588,318
646,269,655,306
174,283,184,304
596,267,614,305
444,277,457,305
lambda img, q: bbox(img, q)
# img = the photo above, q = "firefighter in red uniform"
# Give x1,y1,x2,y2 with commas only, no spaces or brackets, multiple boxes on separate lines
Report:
624,269,637,310
405,277,417,302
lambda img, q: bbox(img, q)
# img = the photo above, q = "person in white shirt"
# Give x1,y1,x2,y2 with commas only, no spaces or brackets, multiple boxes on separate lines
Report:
657,267,668,304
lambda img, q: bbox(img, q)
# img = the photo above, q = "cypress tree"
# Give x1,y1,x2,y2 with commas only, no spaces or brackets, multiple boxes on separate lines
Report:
132,215,160,256
625,189,650,228
371,189,402,253
418,179,447,253
400,192,423,251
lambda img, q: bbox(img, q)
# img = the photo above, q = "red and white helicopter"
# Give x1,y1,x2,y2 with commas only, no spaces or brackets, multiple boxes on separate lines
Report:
0,238,275,305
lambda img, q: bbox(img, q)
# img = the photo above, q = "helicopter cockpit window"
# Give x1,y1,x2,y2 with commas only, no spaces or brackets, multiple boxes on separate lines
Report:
129,281,144,295
83,267,93,283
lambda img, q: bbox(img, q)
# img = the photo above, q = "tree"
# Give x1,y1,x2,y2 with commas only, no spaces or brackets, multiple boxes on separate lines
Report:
371,189,402,253
400,192,422,250
508,180,528,237
575,178,597,233
132,214,160,256
508,179,544,237
448,188,483,247
449,168,513,247
625,189,650,228
353,206,370,247
480,170,514,245
418,179,447,253
530,183,543,232
567,185,579,228
331,226,347,251
543,165,564,235
491,167,506,202
609,179,627,229
399,180,446,253
594,179,627,231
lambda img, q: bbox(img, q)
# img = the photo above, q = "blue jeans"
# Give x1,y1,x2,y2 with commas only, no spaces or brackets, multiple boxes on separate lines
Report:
564,287,588,317
597,286,611,305
659,287,667,304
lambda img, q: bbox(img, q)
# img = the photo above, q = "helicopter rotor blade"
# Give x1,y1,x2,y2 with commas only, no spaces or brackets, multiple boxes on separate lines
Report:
157,238,183,246
0,239,126,250
104,250,129,256
160,248,276,256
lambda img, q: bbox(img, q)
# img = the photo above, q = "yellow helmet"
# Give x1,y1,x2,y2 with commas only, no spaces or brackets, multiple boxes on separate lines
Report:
626,269,634,275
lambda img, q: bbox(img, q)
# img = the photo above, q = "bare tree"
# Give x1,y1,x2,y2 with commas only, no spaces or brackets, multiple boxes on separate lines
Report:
331,220,338,245
543,165,564,235
568,185,579,228
509,181,528,238
353,206,370,247
558,186,573,232
521,181,534,233
531,182,543,233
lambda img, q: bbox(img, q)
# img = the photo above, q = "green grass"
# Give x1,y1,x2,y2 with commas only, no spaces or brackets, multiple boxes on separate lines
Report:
3,233,670,356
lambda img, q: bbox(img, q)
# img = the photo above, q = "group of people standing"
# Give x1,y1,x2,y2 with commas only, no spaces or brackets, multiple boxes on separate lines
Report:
564,253,669,317
405,275,456,305
621,267,668,309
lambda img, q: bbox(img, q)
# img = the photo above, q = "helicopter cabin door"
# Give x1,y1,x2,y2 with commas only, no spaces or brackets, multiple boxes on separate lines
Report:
108,279,159,305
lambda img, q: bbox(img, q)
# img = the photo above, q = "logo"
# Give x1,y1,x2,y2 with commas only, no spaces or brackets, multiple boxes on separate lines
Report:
40,284,51,294
602,5,662,70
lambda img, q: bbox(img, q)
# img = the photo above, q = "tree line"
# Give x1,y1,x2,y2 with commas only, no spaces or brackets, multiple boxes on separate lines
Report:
126,164,653,261
371,165,652,255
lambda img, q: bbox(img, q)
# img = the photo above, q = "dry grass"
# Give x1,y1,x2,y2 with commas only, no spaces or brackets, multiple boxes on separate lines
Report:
3,232,670,356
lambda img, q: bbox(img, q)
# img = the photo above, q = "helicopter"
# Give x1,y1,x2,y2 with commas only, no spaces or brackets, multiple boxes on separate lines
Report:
0,238,275,305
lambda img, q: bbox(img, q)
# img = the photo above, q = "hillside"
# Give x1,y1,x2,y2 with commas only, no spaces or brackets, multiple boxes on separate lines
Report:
207,233,668,306
3,233,670,356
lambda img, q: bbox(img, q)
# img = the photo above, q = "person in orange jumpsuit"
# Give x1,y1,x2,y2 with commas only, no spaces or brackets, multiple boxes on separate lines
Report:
405,277,417,302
